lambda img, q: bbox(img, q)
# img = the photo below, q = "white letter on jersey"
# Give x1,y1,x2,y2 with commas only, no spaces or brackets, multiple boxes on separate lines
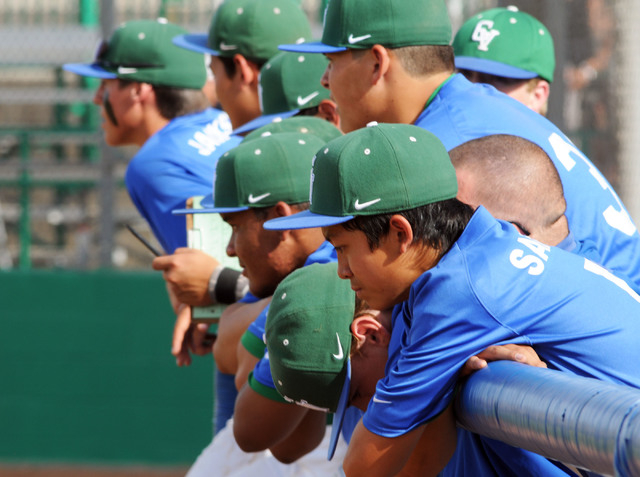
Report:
509,237,549,276
548,133,637,237
584,259,640,304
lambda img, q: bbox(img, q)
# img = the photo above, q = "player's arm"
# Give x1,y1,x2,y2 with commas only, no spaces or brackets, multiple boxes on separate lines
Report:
343,404,456,477
213,297,270,374
233,383,324,460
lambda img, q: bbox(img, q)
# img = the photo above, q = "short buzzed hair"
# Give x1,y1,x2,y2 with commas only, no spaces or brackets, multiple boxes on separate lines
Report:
449,134,565,236
391,45,455,77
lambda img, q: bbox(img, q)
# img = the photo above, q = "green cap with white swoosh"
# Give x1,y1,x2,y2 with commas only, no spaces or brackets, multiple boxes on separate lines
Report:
233,51,331,135
264,122,458,230
208,132,326,214
266,261,355,414
279,0,451,54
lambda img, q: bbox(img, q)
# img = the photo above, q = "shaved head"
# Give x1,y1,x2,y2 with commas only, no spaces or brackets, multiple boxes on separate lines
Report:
450,134,568,245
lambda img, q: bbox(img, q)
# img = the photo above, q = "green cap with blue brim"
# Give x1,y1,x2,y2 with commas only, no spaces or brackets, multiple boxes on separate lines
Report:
233,51,330,135
64,18,207,89
279,0,451,54
265,261,355,460
173,0,311,62
453,6,555,83
264,122,458,231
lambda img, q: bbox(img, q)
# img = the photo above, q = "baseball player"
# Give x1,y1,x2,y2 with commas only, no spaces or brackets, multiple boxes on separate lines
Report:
280,0,640,289
200,132,351,473
264,123,640,476
63,18,236,255
453,6,554,115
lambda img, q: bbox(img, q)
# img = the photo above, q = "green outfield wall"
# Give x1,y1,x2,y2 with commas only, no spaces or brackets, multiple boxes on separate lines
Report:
0,270,214,465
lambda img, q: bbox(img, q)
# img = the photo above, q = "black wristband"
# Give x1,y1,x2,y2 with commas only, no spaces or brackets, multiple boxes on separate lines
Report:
215,267,242,304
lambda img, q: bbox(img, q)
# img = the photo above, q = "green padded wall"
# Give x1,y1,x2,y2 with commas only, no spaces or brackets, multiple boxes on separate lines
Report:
0,270,214,465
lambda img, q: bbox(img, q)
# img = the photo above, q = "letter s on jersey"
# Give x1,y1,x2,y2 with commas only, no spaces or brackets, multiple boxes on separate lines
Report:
509,237,551,276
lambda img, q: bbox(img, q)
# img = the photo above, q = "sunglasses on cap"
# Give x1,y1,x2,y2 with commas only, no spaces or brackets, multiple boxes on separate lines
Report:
93,40,162,70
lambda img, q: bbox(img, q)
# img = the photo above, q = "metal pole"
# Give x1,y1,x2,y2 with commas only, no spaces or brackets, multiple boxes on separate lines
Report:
616,0,640,224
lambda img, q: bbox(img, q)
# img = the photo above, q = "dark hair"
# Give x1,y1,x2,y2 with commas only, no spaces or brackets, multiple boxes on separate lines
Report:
218,55,268,79
392,45,455,77
342,198,473,259
294,106,320,117
115,79,210,119
458,69,540,90
153,86,210,119
252,201,310,221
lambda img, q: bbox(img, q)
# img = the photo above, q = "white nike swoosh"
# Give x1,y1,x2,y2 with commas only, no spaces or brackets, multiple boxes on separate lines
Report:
354,198,381,210
297,91,320,106
372,396,392,404
117,67,138,75
348,33,372,44
332,332,344,360
219,42,237,51
248,192,271,204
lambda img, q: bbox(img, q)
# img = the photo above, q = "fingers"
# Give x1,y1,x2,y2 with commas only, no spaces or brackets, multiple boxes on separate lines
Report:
459,355,488,378
190,322,215,356
172,305,193,366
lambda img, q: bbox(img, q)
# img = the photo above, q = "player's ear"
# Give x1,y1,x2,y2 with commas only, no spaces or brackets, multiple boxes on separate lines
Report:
531,79,550,115
316,99,341,130
388,214,414,253
234,54,260,86
272,201,295,218
351,313,389,350
370,44,391,85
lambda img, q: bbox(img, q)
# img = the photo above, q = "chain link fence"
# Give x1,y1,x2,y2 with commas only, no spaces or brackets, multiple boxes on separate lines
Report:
0,0,635,270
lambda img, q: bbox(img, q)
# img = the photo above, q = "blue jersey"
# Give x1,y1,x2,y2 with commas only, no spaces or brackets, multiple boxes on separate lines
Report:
363,207,640,474
415,74,640,287
125,108,241,253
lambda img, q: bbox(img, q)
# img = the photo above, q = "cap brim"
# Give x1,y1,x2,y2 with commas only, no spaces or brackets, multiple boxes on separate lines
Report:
173,33,220,56
263,209,353,230
172,205,249,215
279,41,347,54
233,110,299,135
63,63,117,79
328,360,351,461
455,57,538,80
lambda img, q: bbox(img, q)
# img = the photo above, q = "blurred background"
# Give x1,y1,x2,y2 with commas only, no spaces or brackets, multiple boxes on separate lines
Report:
1,0,639,475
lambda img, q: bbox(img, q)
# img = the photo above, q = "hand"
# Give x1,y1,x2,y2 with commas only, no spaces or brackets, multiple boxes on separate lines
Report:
152,248,220,306
460,344,547,377
171,304,215,367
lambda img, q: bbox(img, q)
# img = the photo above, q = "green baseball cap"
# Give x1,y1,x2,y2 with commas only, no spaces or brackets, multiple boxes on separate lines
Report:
208,132,326,213
173,0,311,62
264,122,457,230
265,261,355,459
243,116,342,143
233,52,331,134
279,0,451,54
453,7,555,83
63,18,206,89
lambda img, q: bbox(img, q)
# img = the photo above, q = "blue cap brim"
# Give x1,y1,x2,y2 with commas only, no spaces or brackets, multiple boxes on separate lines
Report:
264,209,353,230
455,57,538,80
279,41,347,54
172,204,249,215
328,360,351,461
173,33,220,56
233,110,299,135
63,63,117,79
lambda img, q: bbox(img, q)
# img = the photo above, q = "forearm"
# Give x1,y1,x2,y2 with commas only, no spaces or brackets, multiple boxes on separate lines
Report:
233,385,309,452
269,409,327,464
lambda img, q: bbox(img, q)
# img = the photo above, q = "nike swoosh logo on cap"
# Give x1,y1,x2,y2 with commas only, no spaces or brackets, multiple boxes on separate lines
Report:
297,91,320,106
248,192,271,204
219,41,237,51
332,333,344,360
372,396,392,404
348,33,372,44
354,198,381,210
117,67,139,74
